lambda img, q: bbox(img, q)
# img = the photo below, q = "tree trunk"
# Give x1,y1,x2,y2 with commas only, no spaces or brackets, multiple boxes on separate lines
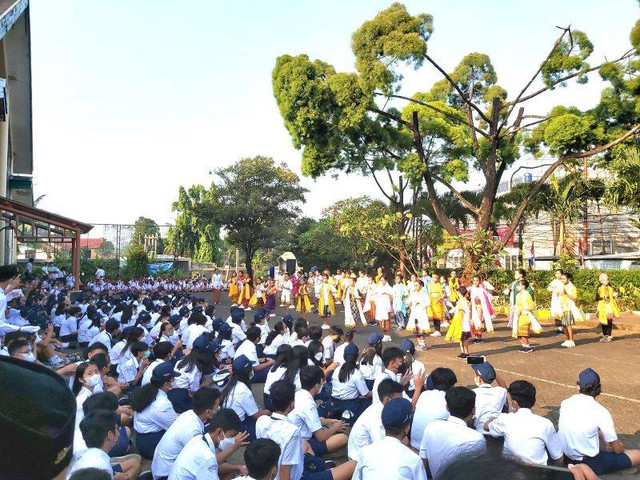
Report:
558,219,565,255
244,247,254,279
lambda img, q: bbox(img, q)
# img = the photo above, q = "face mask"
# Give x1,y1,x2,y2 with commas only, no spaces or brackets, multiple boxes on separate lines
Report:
218,435,234,451
86,373,103,388
397,363,408,375
314,352,323,362
22,352,36,363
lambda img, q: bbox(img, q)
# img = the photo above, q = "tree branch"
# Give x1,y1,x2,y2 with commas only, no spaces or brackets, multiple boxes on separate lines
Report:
364,160,394,203
430,173,480,216
500,123,640,246
424,53,492,125
370,107,414,130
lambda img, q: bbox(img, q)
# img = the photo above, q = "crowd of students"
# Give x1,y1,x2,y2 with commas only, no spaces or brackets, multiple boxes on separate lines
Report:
0,263,637,480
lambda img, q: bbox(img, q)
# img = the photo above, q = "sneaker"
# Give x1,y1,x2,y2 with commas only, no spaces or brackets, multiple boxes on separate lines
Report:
519,347,533,354
560,340,570,347
457,353,468,359
321,324,330,330
606,335,613,342
565,340,575,348
382,335,392,342
288,305,295,309
335,301,342,305
599,336,607,342
430,331,441,337
441,322,450,328
269,313,276,317
244,307,252,311
603,336,612,342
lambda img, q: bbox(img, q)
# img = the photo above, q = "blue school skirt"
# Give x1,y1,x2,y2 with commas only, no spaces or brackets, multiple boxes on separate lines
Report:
135,429,165,459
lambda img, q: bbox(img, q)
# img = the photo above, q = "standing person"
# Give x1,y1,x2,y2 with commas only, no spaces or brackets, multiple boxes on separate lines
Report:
559,368,640,476
392,274,408,330
211,269,223,305
280,273,294,309
317,274,336,330
405,280,431,350
468,275,494,343
419,387,486,479
445,286,472,359
343,274,366,330
239,278,253,311
596,273,619,342
228,272,239,306
507,269,528,330
373,276,394,342
427,276,445,337
484,380,564,466
513,279,542,353
264,278,278,317
448,271,460,305
547,269,565,334
352,398,427,480
295,278,312,318
560,272,582,348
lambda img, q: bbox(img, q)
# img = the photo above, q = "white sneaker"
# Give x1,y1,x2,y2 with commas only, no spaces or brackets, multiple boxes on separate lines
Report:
279,304,284,307
288,305,295,310
382,335,392,342
321,324,330,330
244,307,252,311
560,340,570,347
269,313,276,317
430,331,441,337
567,340,575,348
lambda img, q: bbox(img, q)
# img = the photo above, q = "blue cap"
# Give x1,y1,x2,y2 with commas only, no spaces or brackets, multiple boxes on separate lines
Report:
232,354,253,371
381,397,413,429
578,368,600,389
282,314,293,322
231,309,245,322
254,309,267,321
169,314,181,326
208,340,223,352
344,343,359,358
219,323,232,334
192,335,211,351
151,361,181,383
121,326,133,338
368,333,383,345
179,306,189,315
400,338,415,354
212,317,224,330
471,362,496,383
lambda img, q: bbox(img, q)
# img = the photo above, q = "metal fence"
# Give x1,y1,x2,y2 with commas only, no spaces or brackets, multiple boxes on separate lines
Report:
74,223,174,260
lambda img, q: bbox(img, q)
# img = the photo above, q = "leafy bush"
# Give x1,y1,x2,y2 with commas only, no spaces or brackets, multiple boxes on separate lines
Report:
123,246,149,279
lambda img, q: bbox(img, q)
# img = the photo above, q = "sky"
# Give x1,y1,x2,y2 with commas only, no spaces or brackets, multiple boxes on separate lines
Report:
29,0,638,226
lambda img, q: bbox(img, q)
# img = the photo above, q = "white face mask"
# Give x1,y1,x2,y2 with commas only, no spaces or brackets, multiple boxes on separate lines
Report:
86,373,103,388
218,434,234,451
314,352,323,362
22,352,36,363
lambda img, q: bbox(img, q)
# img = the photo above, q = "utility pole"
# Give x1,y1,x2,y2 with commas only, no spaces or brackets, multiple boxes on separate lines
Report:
235,248,239,273
582,157,588,262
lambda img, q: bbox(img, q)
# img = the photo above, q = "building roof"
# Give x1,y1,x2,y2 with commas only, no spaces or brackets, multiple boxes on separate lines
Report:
80,238,104,249
277,251,296,261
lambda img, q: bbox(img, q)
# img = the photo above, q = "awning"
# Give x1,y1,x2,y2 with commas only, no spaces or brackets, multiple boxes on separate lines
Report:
0,195,92,289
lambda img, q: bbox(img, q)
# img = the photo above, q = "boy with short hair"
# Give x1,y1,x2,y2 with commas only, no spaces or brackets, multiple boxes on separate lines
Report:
470,362,508,433
240,438,281,480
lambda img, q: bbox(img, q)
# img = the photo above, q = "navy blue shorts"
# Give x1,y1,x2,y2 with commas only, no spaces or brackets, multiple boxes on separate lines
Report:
579,450,632,476
308,437,329,456
304,470,333,480
108,425,130,457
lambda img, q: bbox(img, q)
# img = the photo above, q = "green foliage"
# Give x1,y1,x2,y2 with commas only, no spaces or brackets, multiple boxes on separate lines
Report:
542,30,593,88
603,147,640,211
291,218,360,271
124,245,149,279
198,156,307,276
130,217,160,250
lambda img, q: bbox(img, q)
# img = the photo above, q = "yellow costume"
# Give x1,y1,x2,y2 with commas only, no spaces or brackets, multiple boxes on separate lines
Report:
427,282,445,320
228,277,239,301
445,297,469,342
513,290,540,338
237,282,252,305
317,283,336,317
296,283,311,313
249,284,265,308
597,285,620,324
448,278,459,303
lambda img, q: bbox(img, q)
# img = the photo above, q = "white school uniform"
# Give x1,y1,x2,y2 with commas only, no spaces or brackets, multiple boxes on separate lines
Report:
288,389,322,440
134,390,178,433
255,413,304,480
77,318,98,344
174,363,203,393
347,402,385,461
219,339,235,361
264,333,289,356
371,369,410,404
234,340,259,366
184,325,208,350
109,340,127,366
353,436,427,480
558,393,618,461
321,336,335,362
222,381,259,421
67,447,114,479
59,316,78,337
168,434,218,480
117,355,140,384
333,342,348,365
231,323,246,346
90,330,113,349
331,364,370,399
75,386,94,429
419,417,486,479
488,408,563,465
264,366,287,395
359,355,384,382
410,389,449,450
153,409,206,479
472,384,507,433
142,358,164,386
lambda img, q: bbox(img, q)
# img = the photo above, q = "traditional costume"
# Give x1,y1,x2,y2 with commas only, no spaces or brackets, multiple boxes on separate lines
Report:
296,282,312,314
228,275,239,303
318,282,336,317
445,296,471,343
448,277,460,304
596,282,619,340
406,288,431,334
560,282,582,326
344,282,366,328
427,282,446,333
468,284,495,335
512,289,542,338
548,278,564,321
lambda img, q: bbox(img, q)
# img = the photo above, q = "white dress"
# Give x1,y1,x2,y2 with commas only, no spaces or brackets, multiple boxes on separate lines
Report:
373,284,393,321
407,290,431,332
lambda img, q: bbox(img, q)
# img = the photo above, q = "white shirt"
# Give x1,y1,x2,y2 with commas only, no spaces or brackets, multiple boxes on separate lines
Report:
333,342,348,365
75,386,94,429
321,336,335,361
264,334,288,356
420,417,486,479
231,323,246,345
153,410,206,479
265,366,288,395
348,402,385,461
256,413,304,480
410,389,449,450
174,362,202,392
473,384,507,433
331,364,370,400
67,448,113,479
109,340,127,365
90,330,112,349
359,355,384,381
222,381,259,421
558,393,618,461
372,369,409,404
234,340,259,366
488,408,563,465
142,358,164,386
288,389,323,440
59,315,78,337
168,433,218,480
184,325,208,350
353,436,427,480
78,319,99,344
134,389,178,433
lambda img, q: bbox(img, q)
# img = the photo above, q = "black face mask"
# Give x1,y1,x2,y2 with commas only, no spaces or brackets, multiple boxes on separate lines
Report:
397,363,408,375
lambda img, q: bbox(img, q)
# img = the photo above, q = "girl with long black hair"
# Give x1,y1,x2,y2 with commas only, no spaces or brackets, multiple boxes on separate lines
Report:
170,338,218,413
359,333,384,390
263,344,293,410
329,343,371,423
263,321,290,357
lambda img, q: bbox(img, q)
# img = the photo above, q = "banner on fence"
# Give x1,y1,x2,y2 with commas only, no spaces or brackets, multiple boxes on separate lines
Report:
148,262,173,275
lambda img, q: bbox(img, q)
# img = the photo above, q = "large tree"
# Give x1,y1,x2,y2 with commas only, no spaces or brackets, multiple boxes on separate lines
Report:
273,2,640,275
130,216,162,254
198,156,307,277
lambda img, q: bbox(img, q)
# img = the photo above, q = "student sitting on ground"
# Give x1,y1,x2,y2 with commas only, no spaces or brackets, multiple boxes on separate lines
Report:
241,438,281,480
470,361,508,433
234,326,275,383
289,365,348,457
329,343,372,422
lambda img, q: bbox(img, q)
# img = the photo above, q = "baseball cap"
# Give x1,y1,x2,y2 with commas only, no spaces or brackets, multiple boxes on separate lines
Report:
578,368,600,389
105,318,119,331
192,334,212,351
471,362,496,383
381,397,413,429
151,362,181,383
170,314,181,326
401,338,416,354
254,309,268,321
0,356,76,478
282,313,293,322
219,323,232,334
368,333,383,345
344,343,359,357
212,317,224,330
231,309,245,322
232,354,253,371
179,306,189,315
